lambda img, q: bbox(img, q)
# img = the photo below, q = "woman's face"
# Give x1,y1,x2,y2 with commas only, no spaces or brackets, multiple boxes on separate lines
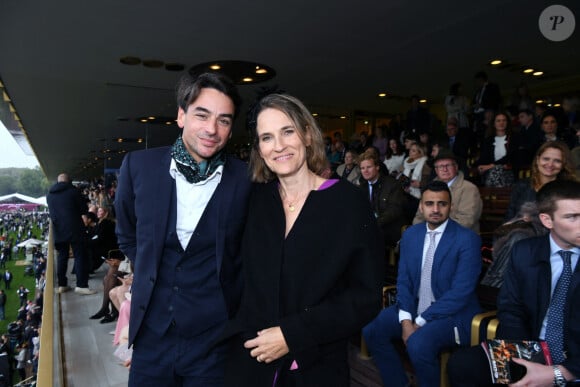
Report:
256,108,308,178
97,207,107,219
389,139,398,152
537,147,563,180
541,115,558,136
409,145,420,158
494,114,508,134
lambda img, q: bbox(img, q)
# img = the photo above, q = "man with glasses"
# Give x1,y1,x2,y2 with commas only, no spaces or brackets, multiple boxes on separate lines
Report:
413,150,482,232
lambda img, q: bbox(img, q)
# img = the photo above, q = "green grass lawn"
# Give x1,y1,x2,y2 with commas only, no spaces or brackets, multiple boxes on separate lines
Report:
0,253,37,333
0,228,42,334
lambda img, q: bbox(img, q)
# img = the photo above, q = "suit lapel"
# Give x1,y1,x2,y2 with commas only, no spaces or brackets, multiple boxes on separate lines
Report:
535,237,552,325
431,220,455,274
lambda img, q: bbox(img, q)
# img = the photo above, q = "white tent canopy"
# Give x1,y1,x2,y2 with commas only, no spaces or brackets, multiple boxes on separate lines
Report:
0,192,47,206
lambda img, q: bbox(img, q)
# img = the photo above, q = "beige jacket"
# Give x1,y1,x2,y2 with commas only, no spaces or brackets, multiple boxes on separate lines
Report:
412,171,482,232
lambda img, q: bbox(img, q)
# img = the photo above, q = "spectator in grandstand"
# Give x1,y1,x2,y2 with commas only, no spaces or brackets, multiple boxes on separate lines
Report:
363,180,481,386
476,112,515,187
445,82,470,130
383,138,405,176
402,142,430,200
359,148,409,247
413,150,482,233
334,149,361,185
511,108,544,177
506,141,577,220
47,173,95,295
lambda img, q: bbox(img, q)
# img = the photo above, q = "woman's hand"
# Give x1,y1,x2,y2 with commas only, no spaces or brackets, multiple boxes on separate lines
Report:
244,326,289,364
478,164,493,174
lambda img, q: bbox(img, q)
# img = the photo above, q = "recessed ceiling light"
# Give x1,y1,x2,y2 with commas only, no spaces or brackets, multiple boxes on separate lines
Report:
490,59,502,65
137,138,143,143
554,103,561,107
378,93,387,98
140,119,148,123
190,60,276,85
117,138,124,143
148,116,155,120
340,116,347,119
419,99,427,103
536,99,544,104
364,120,369,125
523,68,534,74
533,71,544,76
119,56,141,66
165,121,173,125
312,113,318,117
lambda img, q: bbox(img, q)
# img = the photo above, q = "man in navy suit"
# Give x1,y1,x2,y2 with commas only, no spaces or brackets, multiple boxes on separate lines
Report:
363,180,481,386
448,179,580,386
115,72,252,387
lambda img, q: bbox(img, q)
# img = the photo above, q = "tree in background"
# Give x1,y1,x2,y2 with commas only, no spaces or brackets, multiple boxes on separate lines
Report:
0,167,48,197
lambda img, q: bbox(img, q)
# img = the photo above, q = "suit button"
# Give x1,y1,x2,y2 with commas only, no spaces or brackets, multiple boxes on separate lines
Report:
168,305,174,312
173,286,179,292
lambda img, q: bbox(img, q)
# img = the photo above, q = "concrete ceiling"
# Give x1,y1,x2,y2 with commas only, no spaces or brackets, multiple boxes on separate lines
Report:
1,0,579,180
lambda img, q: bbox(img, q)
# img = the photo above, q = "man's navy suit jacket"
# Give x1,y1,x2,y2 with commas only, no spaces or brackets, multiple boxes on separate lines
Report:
498,235,580,377
114,146,252,345
396,219,482,344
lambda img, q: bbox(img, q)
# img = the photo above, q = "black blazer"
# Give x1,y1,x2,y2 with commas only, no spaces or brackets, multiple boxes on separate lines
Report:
497,235,580,376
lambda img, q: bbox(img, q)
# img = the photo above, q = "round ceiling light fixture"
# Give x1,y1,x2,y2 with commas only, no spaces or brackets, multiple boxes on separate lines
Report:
189,60,276,85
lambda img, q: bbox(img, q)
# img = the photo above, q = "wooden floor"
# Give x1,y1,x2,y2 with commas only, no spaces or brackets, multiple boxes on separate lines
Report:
59,262,385,387
60,263,129,387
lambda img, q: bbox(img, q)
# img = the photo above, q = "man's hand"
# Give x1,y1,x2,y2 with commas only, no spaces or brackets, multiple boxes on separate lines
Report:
401,320,419,345
244,326,289,364
509,359,575,387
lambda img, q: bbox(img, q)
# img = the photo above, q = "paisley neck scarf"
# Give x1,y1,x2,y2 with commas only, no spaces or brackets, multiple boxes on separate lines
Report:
171,137,226,183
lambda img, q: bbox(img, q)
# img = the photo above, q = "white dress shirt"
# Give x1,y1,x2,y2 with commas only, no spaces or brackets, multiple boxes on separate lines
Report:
169,159,223,250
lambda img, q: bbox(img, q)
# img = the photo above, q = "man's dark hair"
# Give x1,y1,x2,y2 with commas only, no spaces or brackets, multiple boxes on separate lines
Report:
176,72,241,117
421,180,452,203
537,179,580,217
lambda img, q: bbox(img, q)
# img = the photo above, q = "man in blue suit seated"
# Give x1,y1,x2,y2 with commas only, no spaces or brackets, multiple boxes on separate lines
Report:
363,180,482,387
448,179,580,386
115,72,252,387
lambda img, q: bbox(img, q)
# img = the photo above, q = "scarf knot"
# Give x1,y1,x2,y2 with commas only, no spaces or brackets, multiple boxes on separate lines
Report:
171,137,226,183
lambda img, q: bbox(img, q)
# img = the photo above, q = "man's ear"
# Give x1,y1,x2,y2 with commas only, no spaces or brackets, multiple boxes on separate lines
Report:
176,108,185,129
539,213,553,229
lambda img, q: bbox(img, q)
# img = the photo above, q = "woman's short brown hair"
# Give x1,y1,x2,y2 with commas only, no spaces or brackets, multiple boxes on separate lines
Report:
248,94,327,183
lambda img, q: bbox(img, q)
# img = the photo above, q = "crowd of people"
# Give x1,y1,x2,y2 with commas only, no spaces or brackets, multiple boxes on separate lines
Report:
33,69,580,387
0,211,47,386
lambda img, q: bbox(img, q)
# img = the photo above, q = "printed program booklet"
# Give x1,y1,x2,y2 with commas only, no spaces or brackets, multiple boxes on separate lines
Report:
480,339,553,384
